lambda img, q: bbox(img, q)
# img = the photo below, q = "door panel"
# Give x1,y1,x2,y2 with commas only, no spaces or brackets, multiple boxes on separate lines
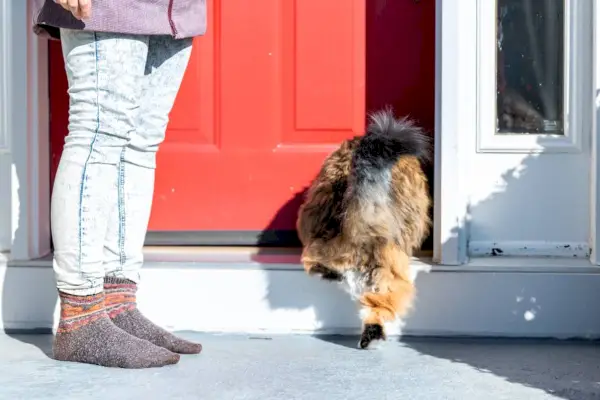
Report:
150,0,366,232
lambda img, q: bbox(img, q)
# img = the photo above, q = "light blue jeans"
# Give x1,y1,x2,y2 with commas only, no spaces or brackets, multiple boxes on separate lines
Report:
52,29,193,295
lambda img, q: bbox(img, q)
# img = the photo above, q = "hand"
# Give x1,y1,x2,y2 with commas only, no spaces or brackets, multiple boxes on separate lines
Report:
56,0,91,20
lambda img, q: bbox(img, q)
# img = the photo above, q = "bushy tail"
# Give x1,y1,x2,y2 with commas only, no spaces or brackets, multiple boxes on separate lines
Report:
350,108,431,195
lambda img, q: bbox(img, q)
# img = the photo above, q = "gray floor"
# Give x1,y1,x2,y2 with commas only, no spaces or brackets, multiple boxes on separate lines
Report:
1,333,599,400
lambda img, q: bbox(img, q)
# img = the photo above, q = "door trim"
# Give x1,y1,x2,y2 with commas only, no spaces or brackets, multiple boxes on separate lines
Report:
432,0,474,265
591,0,600,265
476,0,590,154
2,0,51,260
146,231,302,247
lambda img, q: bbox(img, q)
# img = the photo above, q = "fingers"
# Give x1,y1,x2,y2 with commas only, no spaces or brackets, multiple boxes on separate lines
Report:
79,0,92,19
67,0,81,19
56,0,91,20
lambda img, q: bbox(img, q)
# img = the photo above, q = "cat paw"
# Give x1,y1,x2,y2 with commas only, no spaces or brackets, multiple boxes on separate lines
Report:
358,324,386,350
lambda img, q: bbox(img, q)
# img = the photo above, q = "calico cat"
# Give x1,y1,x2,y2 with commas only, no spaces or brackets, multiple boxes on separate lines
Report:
296,108,431,349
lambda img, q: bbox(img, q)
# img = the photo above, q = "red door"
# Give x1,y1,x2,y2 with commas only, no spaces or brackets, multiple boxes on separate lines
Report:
49,0,435,246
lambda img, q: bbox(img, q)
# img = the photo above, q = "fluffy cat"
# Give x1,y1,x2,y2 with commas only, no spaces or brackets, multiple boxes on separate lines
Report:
296,108,431,349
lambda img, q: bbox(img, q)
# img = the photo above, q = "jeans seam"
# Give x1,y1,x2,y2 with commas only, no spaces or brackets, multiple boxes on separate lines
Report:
78,32,102,288
118,148,127,271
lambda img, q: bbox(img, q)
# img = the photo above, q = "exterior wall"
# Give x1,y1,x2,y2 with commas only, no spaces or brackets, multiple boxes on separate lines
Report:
0,0,50,261
469,150,590,255
0,0,11,253
467,0,593,258
0,154,10,253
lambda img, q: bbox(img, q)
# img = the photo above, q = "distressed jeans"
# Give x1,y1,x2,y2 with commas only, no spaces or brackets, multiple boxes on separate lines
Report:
52,29,192,295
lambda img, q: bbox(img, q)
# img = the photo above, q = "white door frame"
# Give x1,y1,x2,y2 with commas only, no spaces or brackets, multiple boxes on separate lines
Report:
432,0,475,265
591,0,600,264
434,0,600,265
1,0,50,260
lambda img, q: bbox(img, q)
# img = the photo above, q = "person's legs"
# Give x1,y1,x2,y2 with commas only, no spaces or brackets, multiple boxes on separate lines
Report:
51,28,180,368
100,35,201,354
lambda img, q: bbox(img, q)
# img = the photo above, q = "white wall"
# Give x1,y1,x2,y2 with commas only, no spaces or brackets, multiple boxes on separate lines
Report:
4,258,600,338
0,0,51,260
469,153,590,250
0,154,10,252
466,0,593,258
0,0,11,252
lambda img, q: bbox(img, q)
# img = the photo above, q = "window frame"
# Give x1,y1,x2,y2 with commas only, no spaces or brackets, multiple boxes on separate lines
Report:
476,0,590,154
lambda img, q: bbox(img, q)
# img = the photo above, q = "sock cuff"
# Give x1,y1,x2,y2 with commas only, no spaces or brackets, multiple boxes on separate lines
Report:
59,291,104,306
103,277,137,318
57,291,107,333
104,277,137,294
104,276,137,287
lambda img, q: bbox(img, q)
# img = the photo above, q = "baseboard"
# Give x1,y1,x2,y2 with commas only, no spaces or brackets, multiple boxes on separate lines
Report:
2,253,600,338
468,241,591,258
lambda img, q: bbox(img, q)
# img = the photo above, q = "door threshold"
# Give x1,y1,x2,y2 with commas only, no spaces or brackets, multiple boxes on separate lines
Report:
142,246,433,265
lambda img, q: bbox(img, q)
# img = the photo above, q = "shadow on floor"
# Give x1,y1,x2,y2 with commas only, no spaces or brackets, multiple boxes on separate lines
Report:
403,337,600,400
5,333,54,358
2,259,57,359
310,335,600,400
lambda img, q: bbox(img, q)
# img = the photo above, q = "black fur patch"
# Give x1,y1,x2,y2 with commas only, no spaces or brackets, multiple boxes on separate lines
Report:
359,324,386,349
351,109,431,197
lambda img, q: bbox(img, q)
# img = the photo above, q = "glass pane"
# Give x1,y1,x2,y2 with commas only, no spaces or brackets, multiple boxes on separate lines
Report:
496,0,565,134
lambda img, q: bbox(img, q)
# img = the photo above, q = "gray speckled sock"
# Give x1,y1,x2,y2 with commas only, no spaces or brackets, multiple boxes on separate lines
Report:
104,278,202,354
53,291,180,368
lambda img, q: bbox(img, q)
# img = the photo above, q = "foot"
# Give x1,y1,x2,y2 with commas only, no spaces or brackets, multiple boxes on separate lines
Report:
111,308,202,354
104,277,202,354
358,323,386,350
54,292,180,368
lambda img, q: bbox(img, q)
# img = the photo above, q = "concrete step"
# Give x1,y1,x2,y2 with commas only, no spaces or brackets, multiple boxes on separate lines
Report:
2,247,600,338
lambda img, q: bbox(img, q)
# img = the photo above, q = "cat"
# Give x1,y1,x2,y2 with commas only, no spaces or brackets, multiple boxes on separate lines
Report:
296,108,432,349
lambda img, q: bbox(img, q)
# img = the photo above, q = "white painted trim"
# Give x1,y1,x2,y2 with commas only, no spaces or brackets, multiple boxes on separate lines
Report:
3,257,600,338
0,0,10,152
592,0,600,265
469,241,591,258
7,0,51,260
432,0,474,265
477,0,591,153
590,0,600,267
0,0,11,251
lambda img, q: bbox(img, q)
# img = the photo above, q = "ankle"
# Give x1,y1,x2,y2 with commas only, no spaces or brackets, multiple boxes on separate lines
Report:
104,277,137,318
57,291,107,334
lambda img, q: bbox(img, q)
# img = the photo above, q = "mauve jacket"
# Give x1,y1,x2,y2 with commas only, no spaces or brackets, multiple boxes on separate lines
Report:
32,0,207,40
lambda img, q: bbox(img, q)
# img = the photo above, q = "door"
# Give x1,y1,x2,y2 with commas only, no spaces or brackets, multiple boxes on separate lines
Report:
152,0,366,245
49,0,436,246
50,0,366,245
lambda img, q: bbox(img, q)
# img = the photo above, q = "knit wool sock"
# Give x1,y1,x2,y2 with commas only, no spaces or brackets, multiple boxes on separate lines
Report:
53,291,180,368
104,277,202,354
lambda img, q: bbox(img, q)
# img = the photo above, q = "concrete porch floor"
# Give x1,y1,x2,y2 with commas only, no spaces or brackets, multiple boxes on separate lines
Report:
0,333,599,400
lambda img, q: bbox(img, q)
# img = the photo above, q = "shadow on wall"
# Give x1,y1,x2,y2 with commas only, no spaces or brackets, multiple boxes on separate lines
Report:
1,19,57,356
1,161,56,357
